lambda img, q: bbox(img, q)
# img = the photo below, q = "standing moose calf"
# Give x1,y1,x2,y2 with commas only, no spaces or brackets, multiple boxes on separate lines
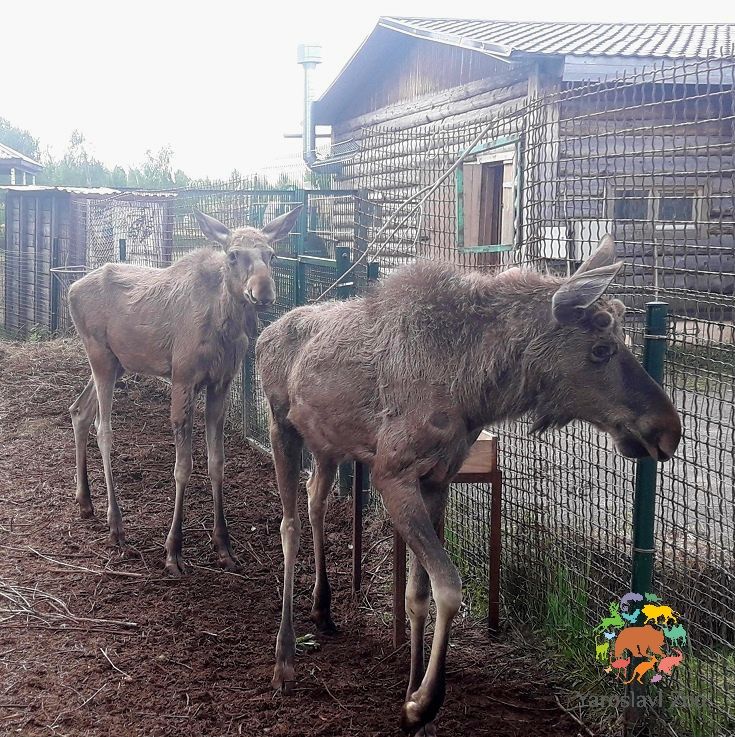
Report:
68,206,301,575
256,236,681,736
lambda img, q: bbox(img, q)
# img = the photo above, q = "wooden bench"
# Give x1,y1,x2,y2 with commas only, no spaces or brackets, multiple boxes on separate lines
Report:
351,431,503,647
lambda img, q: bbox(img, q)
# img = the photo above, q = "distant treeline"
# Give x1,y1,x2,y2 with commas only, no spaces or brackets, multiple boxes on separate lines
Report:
0,117,301,190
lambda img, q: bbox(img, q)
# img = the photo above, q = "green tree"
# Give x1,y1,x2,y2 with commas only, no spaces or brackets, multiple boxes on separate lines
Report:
0,117,40,159
140,146,175,189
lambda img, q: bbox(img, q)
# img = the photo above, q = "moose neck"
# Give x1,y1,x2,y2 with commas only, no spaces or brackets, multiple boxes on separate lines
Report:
457,270,560,430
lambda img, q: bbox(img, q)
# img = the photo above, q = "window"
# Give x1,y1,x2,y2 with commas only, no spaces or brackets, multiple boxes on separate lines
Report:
613,190,649,221
658,195,695,222
457,141,517,255
611,188,699,225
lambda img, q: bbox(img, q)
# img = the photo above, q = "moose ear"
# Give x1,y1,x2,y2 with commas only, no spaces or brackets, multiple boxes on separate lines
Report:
574,234,616,276
194,209,231,248
552,262,624,324
261,205,303,243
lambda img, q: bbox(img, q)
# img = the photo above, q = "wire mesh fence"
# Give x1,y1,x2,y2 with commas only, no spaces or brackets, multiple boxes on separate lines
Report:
339,56,734,736
1,53,733,736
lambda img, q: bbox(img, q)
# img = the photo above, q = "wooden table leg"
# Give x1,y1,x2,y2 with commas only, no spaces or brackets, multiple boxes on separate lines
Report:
352,461,363,593
488,468,502,634
393,530,407,647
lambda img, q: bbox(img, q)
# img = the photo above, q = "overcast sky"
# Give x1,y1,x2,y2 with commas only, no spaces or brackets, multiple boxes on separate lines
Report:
2,1,731,179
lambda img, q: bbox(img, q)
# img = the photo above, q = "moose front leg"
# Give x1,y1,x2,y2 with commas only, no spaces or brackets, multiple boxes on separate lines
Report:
271,418,304,693
373,469,461,735
205,383,240,571
164,382,195,576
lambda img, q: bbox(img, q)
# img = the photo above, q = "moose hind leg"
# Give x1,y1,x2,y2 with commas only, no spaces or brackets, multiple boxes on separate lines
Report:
271,418,303,693
205,383,240,571
374,470,461,735
404,480,448,737
89,346,125,547
70,377,98,519
307,457,338,633
164,383,195,576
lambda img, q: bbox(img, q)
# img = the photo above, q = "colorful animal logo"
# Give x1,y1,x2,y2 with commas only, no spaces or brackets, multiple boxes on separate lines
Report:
594,592,687,685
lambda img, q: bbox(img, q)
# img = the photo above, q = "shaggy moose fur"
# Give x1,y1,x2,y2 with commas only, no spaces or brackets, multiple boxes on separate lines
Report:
256,237,681,736
68,206,300,575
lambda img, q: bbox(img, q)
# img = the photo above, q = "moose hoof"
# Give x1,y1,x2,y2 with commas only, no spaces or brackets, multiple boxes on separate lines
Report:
165,554,187,577
217,551,242,572
107,529,127,548
400,690,440,736
78,501,95,519
310,610,339,635
272,662,296,694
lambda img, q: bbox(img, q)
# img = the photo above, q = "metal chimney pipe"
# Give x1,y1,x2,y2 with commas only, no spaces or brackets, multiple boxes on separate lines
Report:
297,43,322,169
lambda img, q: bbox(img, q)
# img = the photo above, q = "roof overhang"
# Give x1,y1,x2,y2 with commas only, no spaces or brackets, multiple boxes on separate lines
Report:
313,18,522,125
0,158,43,173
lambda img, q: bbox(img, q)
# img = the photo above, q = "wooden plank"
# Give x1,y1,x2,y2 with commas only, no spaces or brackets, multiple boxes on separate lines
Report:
463,163,482,248
457,431,497,477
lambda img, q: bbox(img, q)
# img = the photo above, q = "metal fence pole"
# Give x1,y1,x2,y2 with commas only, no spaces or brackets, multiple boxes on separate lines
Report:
335,245,354,496
626,301,669,734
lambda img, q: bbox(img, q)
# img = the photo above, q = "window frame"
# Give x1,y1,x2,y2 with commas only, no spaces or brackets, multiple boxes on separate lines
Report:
609,185,703,229
455,135,522,254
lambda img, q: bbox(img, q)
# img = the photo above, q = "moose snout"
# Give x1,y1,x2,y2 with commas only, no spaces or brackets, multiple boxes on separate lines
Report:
616,409,682,462
245,277,276,307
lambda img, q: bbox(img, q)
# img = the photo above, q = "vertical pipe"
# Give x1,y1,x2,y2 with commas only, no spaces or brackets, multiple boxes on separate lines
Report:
626,301,669,734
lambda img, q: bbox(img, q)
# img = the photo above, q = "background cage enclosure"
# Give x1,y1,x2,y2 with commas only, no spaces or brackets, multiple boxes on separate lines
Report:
2,56,733,736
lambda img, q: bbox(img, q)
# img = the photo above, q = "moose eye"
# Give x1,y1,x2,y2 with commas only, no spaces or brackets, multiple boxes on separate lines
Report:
227,251,238,264
591,343,616,363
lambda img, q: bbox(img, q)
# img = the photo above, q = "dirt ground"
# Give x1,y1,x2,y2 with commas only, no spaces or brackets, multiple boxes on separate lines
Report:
0,339,582,737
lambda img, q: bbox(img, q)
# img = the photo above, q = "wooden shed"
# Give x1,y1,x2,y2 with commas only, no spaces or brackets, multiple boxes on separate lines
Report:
1,186,176,336
0,143,42,186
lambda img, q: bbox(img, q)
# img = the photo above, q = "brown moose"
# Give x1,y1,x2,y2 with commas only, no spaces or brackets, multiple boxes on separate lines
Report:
68,206,300,574
256,236,681,735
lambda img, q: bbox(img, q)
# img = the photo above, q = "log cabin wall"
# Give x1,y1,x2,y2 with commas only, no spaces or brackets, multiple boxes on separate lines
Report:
323,37,546,272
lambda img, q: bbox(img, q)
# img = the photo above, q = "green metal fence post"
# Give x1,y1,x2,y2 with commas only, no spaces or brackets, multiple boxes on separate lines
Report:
335,245,353,495
298,191,308,258
626,300,669,734
334,246,351,301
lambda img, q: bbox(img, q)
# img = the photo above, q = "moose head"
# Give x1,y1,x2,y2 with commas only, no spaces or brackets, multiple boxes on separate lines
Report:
193,206,302,307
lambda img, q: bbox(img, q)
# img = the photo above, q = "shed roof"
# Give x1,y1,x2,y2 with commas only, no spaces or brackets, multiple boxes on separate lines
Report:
380,18,735,59
0,185,177,198
314,18,735,124
0,142,43,171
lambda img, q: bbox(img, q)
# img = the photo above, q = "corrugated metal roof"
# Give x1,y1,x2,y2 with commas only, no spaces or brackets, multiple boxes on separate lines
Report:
0,142,43,169
381,18,735,59
0,185,177,198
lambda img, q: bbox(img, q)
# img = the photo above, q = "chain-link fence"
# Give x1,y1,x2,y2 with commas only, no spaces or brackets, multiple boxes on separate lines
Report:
2,54,733,736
